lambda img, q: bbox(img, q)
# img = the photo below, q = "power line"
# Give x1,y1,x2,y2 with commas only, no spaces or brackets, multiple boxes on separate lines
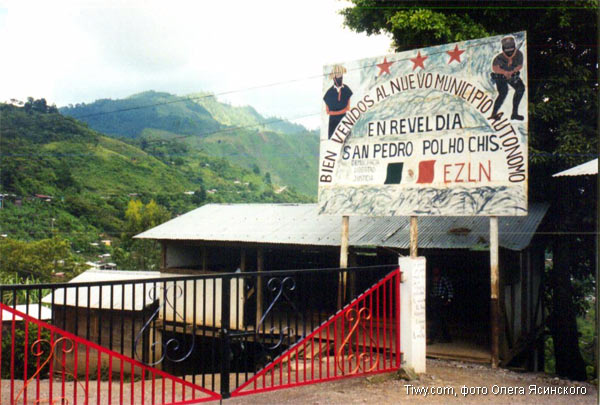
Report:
60,40,595,121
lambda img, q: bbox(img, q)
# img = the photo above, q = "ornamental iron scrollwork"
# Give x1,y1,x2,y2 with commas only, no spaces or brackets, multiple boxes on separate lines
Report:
14,336,87,405
336,306,379,375
231,276,304,367
133,283,196,367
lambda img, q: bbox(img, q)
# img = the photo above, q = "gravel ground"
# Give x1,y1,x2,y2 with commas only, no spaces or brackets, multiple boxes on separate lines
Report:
226,359,597,405
2,359,597,404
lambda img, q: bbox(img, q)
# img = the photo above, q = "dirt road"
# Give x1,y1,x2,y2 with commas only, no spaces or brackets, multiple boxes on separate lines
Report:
226,359,597,404
2,359,596,404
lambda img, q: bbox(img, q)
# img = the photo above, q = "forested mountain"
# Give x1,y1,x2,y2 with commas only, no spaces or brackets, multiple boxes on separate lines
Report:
0,102,311,274
60,91,320,195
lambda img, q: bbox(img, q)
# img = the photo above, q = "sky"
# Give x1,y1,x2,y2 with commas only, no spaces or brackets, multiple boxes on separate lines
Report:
0,0,391,129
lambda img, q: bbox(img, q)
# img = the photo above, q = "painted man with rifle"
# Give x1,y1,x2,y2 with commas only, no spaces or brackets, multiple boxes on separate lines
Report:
490,36,525,121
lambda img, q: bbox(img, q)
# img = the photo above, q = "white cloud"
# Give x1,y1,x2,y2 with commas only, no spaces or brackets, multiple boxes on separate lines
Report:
0,0,391,128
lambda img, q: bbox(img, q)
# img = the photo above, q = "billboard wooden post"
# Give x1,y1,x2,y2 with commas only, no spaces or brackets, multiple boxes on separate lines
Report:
338,215,349,310
490,216,500,368
410,216,418,258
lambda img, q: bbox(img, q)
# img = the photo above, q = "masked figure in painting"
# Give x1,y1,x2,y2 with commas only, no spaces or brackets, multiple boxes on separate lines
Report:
323,64,353,139
490,36,525,121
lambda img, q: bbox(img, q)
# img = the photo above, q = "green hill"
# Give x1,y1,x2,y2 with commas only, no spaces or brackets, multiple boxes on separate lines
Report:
59,91,222,138
60,91,320,196
0,103,311,256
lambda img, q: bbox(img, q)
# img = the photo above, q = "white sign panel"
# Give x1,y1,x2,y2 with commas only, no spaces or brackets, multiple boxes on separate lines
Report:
319,32,528,216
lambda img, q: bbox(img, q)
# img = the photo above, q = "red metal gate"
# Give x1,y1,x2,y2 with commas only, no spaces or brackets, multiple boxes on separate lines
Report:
0,303,221,405
2,266,401,403
230,268,401,397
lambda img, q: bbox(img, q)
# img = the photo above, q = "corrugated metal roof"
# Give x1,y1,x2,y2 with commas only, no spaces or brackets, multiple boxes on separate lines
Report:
136,203,548,251
42,269,163,310
553,158,598,177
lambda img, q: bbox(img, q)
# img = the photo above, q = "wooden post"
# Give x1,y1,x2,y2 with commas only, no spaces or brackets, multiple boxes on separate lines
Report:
490,216,500,368
410,216,418,258
202,246,207,271
338,216,349,310
240,248,246,271
348,253,357,300
256,247,264,329
160,242,166,271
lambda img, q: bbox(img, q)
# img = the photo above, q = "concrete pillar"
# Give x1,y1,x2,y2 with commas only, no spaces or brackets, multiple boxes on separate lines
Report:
399,256,427,373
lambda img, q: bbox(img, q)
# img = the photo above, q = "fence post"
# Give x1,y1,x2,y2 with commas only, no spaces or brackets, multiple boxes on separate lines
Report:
220,275,231,398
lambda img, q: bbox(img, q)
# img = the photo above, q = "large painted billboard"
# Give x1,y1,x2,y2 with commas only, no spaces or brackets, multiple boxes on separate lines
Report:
318,32,528,216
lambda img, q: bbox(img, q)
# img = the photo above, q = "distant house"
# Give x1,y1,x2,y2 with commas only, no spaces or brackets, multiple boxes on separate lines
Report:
42,269,162,374
135,203,549,371
34,194,53,202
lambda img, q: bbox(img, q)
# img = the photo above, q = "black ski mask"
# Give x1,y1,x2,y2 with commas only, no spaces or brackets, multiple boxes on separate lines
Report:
503,47,515,57
501,37,516,57
334,76,343,87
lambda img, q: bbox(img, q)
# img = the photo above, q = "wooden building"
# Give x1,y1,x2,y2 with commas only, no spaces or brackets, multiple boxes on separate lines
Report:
136,203,549,371
42,269,162,374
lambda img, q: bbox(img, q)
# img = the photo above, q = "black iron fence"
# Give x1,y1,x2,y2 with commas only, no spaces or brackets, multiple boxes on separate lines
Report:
0,264,398,398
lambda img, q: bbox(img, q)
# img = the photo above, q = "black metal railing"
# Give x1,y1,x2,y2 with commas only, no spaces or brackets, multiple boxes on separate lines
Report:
0,264,398,398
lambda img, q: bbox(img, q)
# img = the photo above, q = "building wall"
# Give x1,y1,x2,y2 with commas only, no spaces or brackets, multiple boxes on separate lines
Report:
166,243,203,269
51,306,160,376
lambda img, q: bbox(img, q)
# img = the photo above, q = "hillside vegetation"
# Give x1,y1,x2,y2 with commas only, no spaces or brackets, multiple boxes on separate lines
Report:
60,91,319,195
0,102,311,276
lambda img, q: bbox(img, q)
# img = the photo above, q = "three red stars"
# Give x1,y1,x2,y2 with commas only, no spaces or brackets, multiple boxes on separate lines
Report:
376,57,394,76
378,45,464,74
447,45,465,64
410,51,428,71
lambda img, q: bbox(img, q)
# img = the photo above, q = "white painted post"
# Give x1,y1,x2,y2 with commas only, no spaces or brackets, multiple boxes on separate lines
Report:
399,256,427,373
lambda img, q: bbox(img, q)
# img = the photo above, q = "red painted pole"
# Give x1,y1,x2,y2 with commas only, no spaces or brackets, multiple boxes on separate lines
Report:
10,313,16,404
23,320,29,405
395,270,401,369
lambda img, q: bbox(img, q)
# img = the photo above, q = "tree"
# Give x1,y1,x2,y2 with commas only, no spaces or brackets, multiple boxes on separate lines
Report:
22,97,56,114
0,237,84,282
341,1,597,380
117,199,170,270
